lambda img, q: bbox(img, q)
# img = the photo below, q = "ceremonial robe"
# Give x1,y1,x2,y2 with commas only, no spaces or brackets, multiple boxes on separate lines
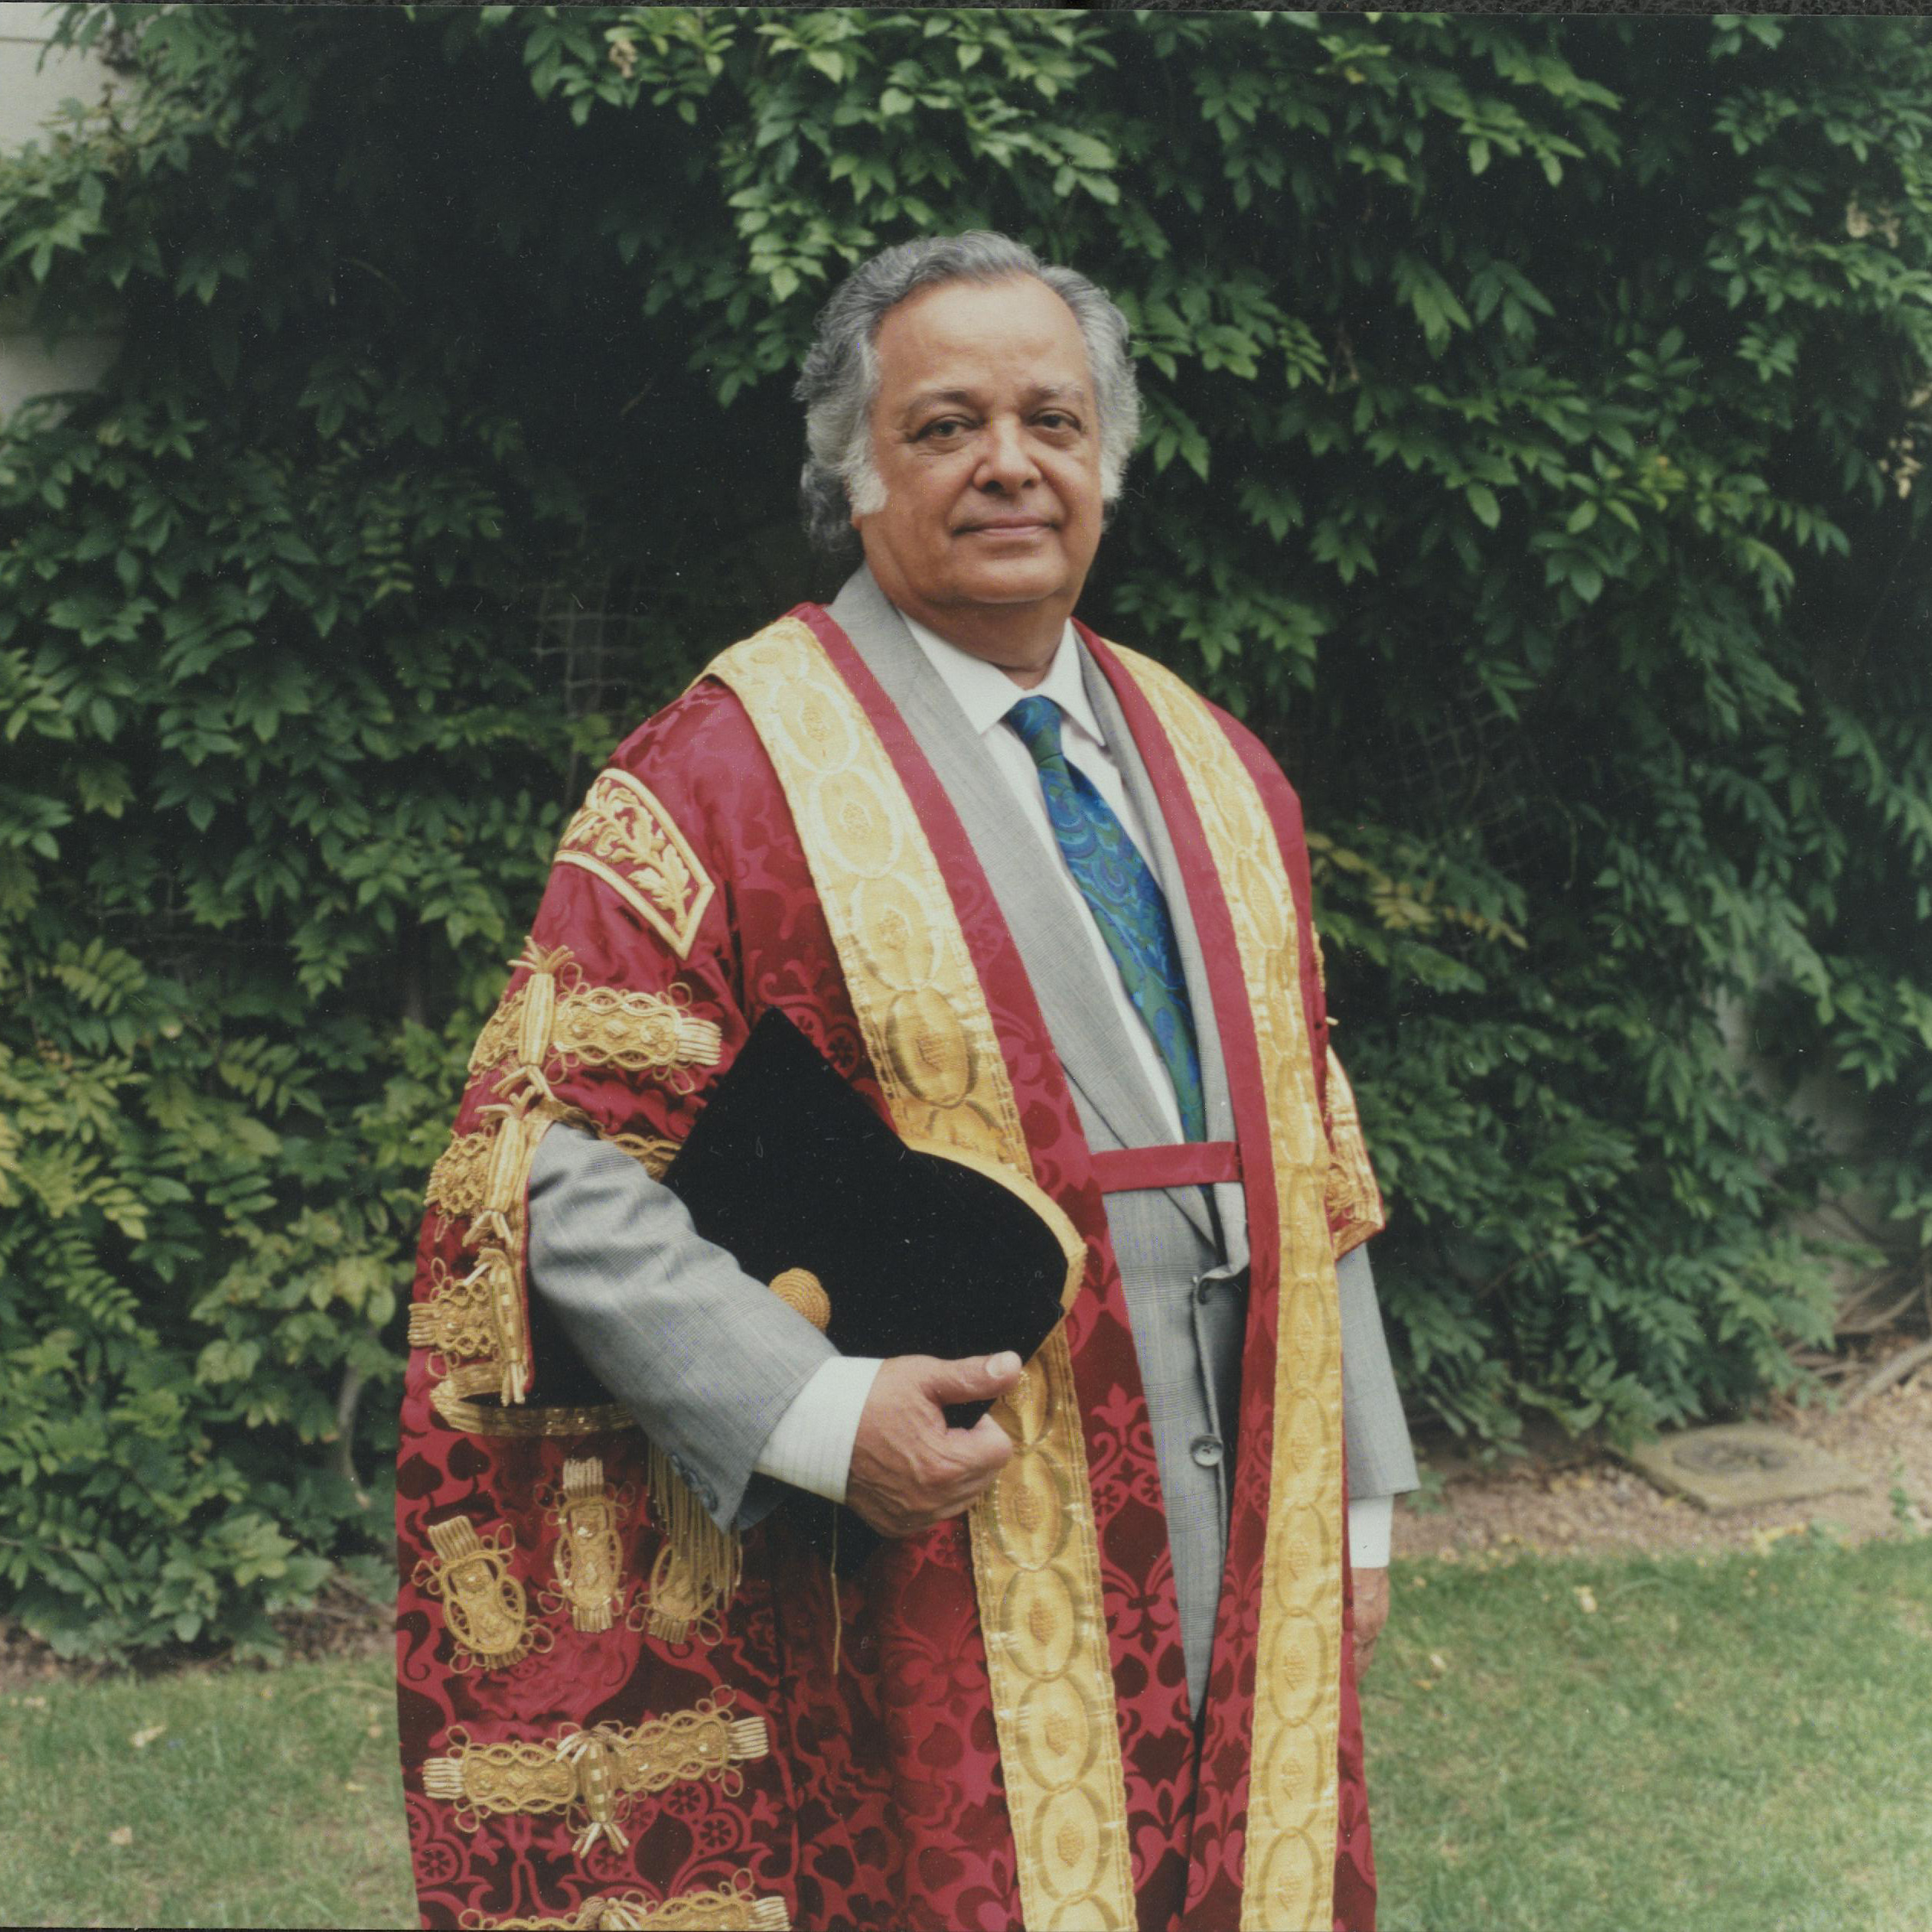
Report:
396,591,1392,1932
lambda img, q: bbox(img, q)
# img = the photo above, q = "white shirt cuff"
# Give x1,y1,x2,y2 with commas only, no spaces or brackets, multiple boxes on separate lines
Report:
1348,1493,1393,1571
752,1356,884,1504
760,1360,1396,1558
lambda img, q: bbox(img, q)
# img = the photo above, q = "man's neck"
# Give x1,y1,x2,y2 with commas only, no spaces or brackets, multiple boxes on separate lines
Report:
888,601,1068,689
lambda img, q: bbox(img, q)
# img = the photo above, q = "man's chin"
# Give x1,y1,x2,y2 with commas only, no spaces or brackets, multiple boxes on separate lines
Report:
944,561,1074,609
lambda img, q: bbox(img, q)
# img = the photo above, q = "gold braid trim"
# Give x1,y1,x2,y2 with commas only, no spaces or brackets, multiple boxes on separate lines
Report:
410,1087,554,1406
608,1132,680,1179
429,1370,634,1438
471,978,722,1095
466,940,575,1104
639,1443,741,1647
555,768,715,959
425,1132,497,1226
1113,643,1346,1932
711,619,1135,1932
421,937,697,1434
459,1872,789,1930
412,1515,549,1673
1323,1044,1386,1260
539,1455,635,1634
424,1696,767,1859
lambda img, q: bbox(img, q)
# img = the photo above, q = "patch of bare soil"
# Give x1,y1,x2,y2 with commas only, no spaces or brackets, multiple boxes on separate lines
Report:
1394,1342,1932,1562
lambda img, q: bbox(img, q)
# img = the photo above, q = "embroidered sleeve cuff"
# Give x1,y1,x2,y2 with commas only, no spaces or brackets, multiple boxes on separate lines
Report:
752,1355,885,1504
1348,1494,1393,1572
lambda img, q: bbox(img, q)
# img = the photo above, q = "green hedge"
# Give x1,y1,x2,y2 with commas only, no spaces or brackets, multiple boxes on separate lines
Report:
3,5,1929,1657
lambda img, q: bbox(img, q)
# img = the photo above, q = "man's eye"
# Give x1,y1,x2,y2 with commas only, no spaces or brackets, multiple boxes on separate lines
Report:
1037,412,1080,433
920,418,970,440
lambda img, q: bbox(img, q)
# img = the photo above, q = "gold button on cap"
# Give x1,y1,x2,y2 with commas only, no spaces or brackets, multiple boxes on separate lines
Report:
770,1266,832,1333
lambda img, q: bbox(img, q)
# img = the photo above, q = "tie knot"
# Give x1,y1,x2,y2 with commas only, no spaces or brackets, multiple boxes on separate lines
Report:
1005,695,1067,771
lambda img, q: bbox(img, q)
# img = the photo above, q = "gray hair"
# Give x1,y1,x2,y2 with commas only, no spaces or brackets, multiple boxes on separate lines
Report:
794,231,1142,558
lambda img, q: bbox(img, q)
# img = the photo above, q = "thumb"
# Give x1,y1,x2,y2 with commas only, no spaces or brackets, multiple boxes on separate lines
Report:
922,1350,1025,1406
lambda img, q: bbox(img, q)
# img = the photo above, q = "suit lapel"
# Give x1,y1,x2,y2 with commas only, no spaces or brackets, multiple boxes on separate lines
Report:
824,572,1213,1242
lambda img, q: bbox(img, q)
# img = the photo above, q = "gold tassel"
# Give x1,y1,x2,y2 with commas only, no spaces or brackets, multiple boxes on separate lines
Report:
642,1442,741,1645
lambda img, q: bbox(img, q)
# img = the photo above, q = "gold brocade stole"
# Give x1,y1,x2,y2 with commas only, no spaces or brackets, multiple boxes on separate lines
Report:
711,620,1139,1932
1110,647,1346,1932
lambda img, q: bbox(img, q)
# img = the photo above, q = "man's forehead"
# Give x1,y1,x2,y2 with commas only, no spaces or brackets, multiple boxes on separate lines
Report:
876,277,1089,370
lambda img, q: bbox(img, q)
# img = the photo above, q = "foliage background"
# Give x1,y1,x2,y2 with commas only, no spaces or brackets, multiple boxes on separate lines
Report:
2,5,1929,1657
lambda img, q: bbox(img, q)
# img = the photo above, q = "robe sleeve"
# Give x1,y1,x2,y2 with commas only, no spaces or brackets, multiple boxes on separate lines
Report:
410,678,828,1442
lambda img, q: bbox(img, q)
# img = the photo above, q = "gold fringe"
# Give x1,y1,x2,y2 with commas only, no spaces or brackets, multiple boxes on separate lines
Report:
829,1511,842,1678
640,1442,741,1646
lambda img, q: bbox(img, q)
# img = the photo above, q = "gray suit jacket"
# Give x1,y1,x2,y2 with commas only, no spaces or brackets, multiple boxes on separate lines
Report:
526,569,1417,1706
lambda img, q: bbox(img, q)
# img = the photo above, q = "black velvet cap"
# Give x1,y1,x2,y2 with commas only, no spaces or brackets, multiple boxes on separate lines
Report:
661,1008,1083,1425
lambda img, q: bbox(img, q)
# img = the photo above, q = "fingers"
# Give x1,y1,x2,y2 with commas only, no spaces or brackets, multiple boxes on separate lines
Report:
921,1349,1025,1406
945,1412,1015,1479
843,1352,1028,1539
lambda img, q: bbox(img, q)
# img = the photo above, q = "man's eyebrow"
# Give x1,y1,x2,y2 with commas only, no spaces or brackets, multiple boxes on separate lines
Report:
895,380,1093,422
897,386,981,420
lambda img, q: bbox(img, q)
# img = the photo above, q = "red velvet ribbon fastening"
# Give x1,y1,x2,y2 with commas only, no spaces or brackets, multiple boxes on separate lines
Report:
1089,1142,1243,1194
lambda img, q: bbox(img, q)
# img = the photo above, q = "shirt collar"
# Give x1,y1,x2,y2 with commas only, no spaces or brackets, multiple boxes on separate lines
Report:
899,610,1106,747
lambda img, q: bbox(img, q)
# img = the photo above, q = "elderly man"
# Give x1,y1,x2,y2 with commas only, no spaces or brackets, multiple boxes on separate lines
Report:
396,232,1417,1932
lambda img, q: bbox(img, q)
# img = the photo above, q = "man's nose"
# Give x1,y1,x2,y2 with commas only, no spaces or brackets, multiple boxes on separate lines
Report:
975,415,1041,493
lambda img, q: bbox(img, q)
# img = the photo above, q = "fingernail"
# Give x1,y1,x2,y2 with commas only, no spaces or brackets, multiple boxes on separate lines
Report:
989,1351,1020,1377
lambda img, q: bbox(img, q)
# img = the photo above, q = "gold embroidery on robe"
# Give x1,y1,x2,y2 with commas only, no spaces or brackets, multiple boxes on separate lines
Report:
425,1132,497,1227
410,1087,553,1406
413,1515,549,1673
608,1132,680,1178
471,977,722,1094
424,1695,768,1857
421,954,689,1430
555,768,715,958
712,620,1128,1932
539,1455,634,1634
1323,1044,1386,1259
1113,643,1346,1932
458,1872,790,1930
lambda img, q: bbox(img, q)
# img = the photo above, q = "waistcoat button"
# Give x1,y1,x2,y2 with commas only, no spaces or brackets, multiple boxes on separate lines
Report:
1191,1434,1224,1469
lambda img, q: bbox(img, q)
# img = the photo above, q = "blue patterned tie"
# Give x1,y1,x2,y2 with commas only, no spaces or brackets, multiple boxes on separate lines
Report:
1005,695,1207,1142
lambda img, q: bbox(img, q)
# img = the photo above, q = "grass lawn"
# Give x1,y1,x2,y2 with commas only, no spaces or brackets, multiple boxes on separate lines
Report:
0,1649,413,1929
2,1536,1927,1929
1365,1534,1932,1932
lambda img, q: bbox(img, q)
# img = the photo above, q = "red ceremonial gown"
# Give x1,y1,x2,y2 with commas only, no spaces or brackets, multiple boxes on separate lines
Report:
396,604,1384,1932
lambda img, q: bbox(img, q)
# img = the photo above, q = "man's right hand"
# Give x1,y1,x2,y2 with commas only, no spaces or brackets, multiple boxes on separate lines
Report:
845,1350,1024,1539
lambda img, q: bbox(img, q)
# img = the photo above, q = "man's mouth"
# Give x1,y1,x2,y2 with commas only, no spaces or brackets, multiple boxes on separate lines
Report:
959,518,1052,535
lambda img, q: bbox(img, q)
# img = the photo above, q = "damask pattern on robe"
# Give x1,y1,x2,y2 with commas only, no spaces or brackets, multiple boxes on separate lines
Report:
1112,641,1349,1932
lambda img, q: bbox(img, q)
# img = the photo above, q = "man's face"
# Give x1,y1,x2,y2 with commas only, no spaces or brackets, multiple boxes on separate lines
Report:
855,275,1105,630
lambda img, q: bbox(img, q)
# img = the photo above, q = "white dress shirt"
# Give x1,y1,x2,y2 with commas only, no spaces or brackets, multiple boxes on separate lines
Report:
753,613,1393,1569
